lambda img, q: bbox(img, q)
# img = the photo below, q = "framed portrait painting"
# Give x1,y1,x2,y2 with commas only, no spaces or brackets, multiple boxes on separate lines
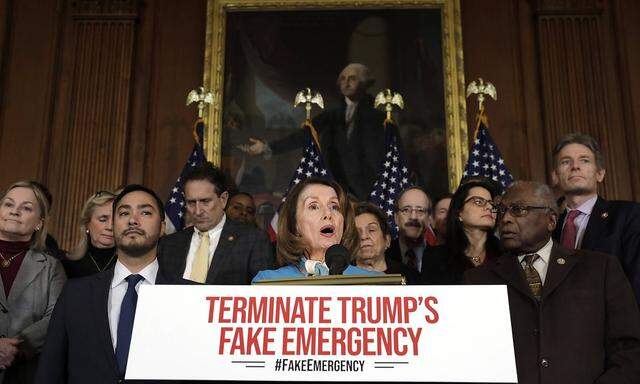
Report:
203,0,467,225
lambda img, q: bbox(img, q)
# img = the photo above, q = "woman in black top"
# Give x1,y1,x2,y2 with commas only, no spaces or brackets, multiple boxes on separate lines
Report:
63,190,117,278
354,202,420,284
421,178,501,284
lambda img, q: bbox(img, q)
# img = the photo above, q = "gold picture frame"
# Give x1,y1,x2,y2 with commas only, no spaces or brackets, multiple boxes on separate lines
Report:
203,0,467,192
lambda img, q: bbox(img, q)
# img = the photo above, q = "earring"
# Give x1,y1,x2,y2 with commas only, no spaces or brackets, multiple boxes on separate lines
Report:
35,227,40,232
86,229,89,234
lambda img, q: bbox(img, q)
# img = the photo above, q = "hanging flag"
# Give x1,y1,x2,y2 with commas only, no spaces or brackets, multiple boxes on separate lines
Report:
462,111,514,189
164,120,207,234
368,123,411,238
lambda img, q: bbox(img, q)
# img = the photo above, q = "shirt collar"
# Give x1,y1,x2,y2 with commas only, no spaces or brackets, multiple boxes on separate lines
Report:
194,214,226,237
344,96,358,107
571,195,598,216
399,237,426,255
111,258,159,288
517,237,553,264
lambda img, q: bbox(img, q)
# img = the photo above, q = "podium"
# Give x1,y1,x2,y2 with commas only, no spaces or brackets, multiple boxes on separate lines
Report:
252,273,406,285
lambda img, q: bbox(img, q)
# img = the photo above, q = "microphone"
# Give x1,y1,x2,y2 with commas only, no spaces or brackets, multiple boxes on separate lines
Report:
325,244,351,275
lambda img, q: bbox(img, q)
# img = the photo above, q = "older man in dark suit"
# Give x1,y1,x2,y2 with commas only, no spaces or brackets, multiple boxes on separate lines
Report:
551,133,640,305
158,162,274,284
35,184,184,383
465,181,640,384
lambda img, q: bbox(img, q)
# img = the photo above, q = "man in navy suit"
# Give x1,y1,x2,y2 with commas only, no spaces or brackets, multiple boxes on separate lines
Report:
551,133,640,305
35,184,178,383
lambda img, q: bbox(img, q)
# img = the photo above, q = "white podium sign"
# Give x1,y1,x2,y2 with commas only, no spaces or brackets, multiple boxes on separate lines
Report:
126,285,517,382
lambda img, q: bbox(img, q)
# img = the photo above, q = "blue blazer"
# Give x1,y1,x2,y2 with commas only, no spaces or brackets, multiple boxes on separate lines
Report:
252,261,381,283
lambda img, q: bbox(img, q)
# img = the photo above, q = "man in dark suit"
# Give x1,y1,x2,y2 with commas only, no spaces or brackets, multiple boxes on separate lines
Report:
35,184,180,383
550,133,640,304
158,162,274,284
240,63,387,200
465,181,640,384
386,186,433,273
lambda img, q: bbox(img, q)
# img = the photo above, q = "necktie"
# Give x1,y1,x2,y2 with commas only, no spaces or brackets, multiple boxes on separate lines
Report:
405,249,418,271
190,231,210,283
560,210,581,249
115,274,144,376
523,254,542,300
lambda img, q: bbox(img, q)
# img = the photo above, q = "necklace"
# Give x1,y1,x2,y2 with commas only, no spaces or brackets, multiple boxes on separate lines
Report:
88,251,116,272
0,250,27,268
466,252,484,266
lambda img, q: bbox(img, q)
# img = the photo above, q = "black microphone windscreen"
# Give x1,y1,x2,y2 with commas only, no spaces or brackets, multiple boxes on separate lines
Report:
325,244,351,275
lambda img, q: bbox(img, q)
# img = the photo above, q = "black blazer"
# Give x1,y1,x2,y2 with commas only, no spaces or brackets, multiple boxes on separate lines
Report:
157,220,275,285
465,243,640,384
553,196,640,304
34,265,183,384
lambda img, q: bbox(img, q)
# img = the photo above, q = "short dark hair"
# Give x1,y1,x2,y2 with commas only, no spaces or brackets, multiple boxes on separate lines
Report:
354,202,391,237
552,133,604,169
112,184,165,221
395,186,432,214
183,161,227,196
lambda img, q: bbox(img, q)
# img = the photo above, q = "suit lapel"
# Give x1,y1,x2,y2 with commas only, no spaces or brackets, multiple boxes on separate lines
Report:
7,250,46,304
169,228,193,276
491,255,537,302
553,210,566,241
581,196,607,250
206,221,237,284
541,243,580,300
92,269,119,375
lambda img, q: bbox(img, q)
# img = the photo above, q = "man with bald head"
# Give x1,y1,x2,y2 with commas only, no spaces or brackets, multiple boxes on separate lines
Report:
465,181,640,384
241,63,386,200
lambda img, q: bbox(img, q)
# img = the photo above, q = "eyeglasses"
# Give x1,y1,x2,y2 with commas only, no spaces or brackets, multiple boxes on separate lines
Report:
464,196,495,208
492,204,551,217
397,206,429,217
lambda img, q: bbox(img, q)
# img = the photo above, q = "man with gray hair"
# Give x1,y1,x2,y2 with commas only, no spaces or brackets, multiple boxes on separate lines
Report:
550,133,640,304
240,63,386,200
465,180,640,384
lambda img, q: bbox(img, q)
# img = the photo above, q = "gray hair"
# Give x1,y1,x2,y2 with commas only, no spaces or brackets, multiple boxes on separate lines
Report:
506,181,559,214
337,63,375,89
552,133,604,170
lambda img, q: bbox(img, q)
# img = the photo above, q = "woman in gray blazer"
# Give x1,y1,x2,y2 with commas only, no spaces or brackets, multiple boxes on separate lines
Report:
0,181,66,383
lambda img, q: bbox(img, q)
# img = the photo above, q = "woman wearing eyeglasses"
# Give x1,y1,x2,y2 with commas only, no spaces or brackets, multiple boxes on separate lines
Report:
63,190,117,278
421,177,501,284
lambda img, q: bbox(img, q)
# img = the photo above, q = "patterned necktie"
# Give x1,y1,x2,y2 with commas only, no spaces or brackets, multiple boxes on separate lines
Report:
190,232,210,283
115,274,144,376
560,210,581,249
523,254,542,300
405,249,418,271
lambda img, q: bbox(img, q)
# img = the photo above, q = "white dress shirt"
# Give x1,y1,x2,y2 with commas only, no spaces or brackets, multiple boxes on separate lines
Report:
107,259,159,350
183,214,226,280
344,97,358,139
560,195,598,248
518,237,553,284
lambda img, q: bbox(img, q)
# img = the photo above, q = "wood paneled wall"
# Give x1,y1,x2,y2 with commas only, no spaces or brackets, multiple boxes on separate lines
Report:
0,0,638,250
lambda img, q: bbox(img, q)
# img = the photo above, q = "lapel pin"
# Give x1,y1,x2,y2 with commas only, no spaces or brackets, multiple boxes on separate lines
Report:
228,235,235,242
601,212,608,219
557,258,566,265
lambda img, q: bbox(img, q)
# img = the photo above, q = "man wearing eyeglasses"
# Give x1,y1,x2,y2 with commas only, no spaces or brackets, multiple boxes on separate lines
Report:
551,133,640,305
465,181,640,384
386,186,434,272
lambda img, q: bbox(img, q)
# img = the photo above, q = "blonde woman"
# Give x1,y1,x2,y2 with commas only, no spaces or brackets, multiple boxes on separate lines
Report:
0,181,66,383
63,190,116,278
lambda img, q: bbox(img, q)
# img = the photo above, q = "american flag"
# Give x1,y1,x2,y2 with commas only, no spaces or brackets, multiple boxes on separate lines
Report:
462,116,514,188
368,124,411,238
165,120,206,233
281,127,331,202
